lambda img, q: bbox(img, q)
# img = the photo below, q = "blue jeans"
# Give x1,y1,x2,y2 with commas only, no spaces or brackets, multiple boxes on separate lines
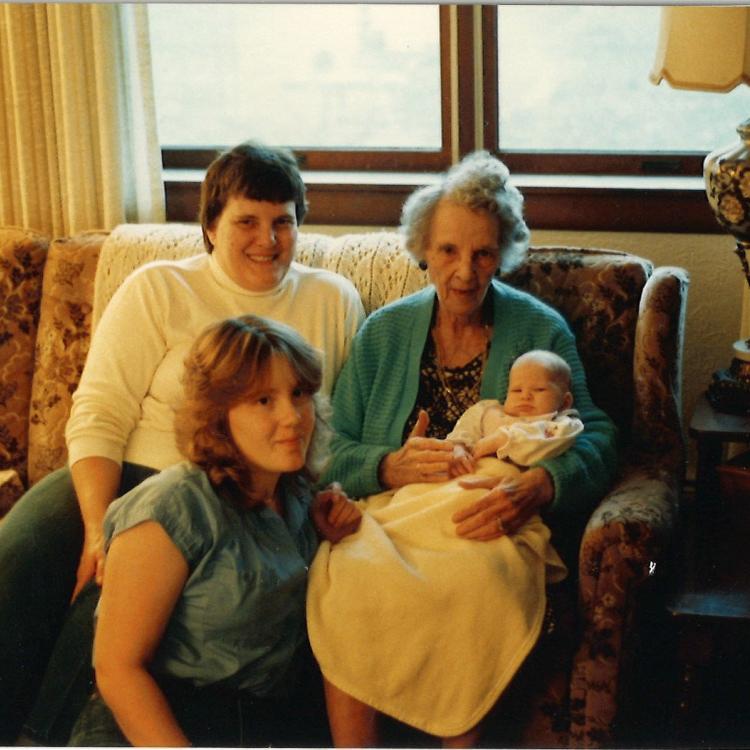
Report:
68,645,331,747
0,463,155,745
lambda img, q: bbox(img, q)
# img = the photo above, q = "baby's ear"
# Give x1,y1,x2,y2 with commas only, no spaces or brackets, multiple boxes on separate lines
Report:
561,391,573,410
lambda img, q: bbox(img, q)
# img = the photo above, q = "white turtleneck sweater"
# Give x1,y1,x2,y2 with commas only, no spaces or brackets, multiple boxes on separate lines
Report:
65,253,364,470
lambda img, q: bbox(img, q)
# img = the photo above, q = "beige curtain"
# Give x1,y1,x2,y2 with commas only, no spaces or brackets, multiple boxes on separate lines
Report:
0,3,165,236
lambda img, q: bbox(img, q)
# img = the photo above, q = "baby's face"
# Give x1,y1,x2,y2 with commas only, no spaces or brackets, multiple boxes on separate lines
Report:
503,361,568,417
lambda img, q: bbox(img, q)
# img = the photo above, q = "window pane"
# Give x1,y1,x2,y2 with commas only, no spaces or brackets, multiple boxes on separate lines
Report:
497,6,750,153
148,4,441,150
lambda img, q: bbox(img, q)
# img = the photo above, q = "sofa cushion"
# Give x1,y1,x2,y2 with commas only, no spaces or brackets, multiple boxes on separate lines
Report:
91,225,427,323
0,227,48,496
295,231,428,315
27,232,108,485
92,223,204,328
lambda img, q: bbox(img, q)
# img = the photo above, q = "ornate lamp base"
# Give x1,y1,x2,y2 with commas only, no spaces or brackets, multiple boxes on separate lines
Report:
704,118,750,415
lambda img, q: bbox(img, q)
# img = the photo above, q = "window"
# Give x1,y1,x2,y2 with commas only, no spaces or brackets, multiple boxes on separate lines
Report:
490,5,750,176
148,4,449,171
151,4,736,231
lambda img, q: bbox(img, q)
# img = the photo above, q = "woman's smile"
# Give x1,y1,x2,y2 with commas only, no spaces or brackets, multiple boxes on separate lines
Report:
242,251,283,270
208,196,298,292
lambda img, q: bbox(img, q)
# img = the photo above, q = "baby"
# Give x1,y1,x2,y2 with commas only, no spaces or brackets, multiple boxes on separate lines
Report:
449,349,583,475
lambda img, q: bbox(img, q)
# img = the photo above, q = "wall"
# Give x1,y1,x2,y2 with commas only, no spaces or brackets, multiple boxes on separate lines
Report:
306,224,745,456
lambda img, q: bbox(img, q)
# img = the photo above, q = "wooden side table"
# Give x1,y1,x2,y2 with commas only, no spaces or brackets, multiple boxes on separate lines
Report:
690,395,750,514
668,395,750,744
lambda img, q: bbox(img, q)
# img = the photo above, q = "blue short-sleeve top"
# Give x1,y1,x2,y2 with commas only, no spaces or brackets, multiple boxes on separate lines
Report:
103,461,319,696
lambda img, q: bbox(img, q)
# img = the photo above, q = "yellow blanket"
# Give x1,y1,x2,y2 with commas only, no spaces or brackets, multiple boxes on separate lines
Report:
307,458,567,737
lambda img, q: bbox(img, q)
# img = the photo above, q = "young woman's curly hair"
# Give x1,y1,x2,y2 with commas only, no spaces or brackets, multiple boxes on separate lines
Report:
175,314,330,503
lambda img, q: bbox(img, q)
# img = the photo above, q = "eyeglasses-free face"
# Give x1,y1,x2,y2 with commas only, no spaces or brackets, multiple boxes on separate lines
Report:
227,355,315,501
423,199,501,323
208,196,298,293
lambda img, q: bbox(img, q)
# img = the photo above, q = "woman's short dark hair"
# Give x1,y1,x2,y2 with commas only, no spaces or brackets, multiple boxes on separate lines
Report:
175,314,330,502
199,141,308,252
400,150,529,275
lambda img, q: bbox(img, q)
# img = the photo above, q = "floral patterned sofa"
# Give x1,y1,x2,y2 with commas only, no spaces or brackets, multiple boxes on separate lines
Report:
0,223,688,747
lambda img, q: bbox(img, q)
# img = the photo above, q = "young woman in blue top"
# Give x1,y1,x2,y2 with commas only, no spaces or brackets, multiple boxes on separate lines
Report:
67,314,361,747
319,151,618,746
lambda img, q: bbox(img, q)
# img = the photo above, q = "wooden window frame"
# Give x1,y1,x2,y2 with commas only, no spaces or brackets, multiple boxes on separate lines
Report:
164,3,721,235
162,6,452,174
483,6,707,179
480,5,718,234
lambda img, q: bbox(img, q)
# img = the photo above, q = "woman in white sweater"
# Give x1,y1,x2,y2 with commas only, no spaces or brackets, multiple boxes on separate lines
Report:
0,141,364,746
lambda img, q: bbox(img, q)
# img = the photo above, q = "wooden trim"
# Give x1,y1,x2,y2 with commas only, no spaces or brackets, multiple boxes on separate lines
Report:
521,184,718,233
499,151,706,178
162,147,449,173
165,178,413,227
164,180,201,224
481,5,498,151
162,148,223,170
165,175,722,234
439,5,453,166
288,150,447,172
456,4,476,157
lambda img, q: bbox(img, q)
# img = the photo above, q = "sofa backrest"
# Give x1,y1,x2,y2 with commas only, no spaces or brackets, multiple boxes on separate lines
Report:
0,227,48,499
27,231,106,485
26,223,654,485
90,225,427,325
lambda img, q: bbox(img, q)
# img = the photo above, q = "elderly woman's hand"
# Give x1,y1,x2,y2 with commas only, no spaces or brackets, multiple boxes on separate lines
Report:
378,410,455,489
451,467,554,541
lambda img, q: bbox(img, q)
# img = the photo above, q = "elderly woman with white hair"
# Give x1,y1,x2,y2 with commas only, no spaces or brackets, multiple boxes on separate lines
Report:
316,151,618,747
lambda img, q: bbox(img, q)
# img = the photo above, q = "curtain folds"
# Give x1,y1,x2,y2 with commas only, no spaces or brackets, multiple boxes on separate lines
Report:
0,3,165,236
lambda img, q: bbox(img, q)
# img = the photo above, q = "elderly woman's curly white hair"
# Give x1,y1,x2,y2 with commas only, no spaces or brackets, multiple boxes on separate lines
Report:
400,151,530,275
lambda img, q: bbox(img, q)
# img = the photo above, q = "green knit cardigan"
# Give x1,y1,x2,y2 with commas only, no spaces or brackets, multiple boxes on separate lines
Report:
323,283,618,525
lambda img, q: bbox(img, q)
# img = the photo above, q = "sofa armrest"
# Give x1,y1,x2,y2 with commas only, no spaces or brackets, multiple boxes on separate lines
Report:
0,468,25,518
568,466,677,745
0,227,49,493
582,465,677,550
631,265,690,476
27,232,107,486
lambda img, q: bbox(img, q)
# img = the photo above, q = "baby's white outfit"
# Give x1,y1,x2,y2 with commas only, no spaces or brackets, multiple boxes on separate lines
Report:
449,400,584,466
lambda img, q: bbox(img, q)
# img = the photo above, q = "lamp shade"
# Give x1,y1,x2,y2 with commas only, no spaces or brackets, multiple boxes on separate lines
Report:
650,6,750,92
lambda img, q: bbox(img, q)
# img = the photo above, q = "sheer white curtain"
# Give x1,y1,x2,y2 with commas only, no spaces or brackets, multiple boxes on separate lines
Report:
0,3,165,236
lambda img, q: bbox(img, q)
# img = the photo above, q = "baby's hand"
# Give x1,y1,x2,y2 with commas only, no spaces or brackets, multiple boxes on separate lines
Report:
473,428,510,459
311,482,362,543
449,443,475,478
